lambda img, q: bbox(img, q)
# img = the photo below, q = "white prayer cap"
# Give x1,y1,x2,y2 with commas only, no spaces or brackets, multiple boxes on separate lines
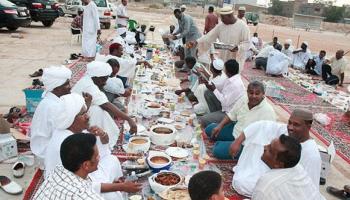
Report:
56,93,86,130
302,41,308,46
180,4,186,9
285,39,292,45
219,6,234,15
117,27,127,36
125,31,137,44
86,61,112,77
42,65,72,95
112,36,125,46
238,6,246,11
213,59,224,71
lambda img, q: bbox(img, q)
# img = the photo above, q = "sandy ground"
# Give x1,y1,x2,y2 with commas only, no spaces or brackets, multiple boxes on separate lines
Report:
0,4,349,199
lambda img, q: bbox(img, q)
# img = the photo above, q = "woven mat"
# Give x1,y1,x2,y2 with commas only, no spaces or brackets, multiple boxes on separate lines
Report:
23,169,44,200
241,61,350,163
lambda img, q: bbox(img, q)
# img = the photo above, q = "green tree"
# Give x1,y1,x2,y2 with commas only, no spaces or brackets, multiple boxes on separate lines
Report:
268,0,284,16
323,6,345,22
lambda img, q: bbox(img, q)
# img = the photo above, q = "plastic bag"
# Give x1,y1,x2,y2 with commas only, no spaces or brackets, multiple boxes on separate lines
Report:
314,113,331,126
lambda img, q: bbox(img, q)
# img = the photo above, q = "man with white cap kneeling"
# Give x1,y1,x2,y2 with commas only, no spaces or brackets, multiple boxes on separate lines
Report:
72,61,137,148
44,93,141,199
292,41,312,70
193,59,227,115
231,109,321,197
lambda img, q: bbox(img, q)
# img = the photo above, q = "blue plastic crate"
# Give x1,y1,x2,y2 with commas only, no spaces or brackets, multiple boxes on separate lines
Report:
23,89,44,113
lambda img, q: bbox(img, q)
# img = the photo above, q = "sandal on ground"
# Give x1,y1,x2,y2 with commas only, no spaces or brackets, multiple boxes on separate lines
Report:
327,186,350,200
29,69,43,78
0,176,23,195
12,162,25,178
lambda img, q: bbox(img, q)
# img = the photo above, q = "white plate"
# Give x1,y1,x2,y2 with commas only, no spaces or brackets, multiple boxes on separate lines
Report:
165,147,189,159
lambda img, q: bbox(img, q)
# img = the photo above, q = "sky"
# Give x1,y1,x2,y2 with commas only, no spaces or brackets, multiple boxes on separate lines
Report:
256,0,350,7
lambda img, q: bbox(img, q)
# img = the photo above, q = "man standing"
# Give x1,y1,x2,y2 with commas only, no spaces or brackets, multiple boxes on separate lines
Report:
322,50,347,86
116,0,128,28
203,6,218,35
172,8,201,59
192,7,250,72
237,6,247,23
82,0,101,60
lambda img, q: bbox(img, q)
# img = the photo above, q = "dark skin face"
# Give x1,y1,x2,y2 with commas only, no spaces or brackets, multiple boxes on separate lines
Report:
111,64,120,77
220,14,236,25
68,106,89,133
238,10,245,18
122,0,127,6
92,76,109,89
335,50,344,60
273,38,278,44
174,11,182,20
111,46,123,57
247,86,264,109
261,138,286,169
186,62,195,69
81,0,89,6
287,115,311,143
284,43,290,50
170,25,175,33
319,52,326,59
52,80,71,97
301,43,307,51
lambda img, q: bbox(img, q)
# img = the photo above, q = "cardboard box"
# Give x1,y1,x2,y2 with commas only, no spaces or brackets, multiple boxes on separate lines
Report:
0,133,18,162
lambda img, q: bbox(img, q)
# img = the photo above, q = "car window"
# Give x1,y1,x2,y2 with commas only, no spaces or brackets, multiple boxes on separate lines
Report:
93,0,106,7
72,0,79,5
0,0,16,7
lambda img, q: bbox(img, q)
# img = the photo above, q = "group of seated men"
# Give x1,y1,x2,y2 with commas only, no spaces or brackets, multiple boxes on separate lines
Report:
252,36,347,86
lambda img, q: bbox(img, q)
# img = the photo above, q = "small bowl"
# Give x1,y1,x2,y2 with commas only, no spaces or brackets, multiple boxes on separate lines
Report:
147,151,172,172
148,171,182,194
127,136,151,153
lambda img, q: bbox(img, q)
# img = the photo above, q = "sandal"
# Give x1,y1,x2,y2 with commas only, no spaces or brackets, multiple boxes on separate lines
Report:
327,186,349,199
0,176,22,195
12,162,25,178
29,69,43,78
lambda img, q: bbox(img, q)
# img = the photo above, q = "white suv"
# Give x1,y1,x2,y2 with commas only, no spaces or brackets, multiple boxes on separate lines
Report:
59,0,112,29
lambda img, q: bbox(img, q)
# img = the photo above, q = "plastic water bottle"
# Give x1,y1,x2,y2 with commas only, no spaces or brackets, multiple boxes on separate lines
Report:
127,171,138,182
124,131,131,143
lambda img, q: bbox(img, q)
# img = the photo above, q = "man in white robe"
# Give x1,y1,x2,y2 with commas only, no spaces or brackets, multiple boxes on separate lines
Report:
266,44,291,76
82,0,101,59
44,93,141,200
115,0,128,28
291,41,312,70
281,39,294,62
72,61,137,148
192,6,250,72
251,135,324,200
30,66,72,168
231,109,322,197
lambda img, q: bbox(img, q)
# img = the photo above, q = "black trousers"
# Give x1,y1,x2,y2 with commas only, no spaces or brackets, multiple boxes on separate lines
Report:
322,64,332,81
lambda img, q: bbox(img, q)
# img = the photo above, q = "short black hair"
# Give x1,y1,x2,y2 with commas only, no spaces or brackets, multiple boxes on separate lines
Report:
60,133,97,173
224,59,239,76
185,56,196,66
210,63,222,74
208,6,214,12
274,43,283,51
273,36,278,40
253,32,258,37
320,50,326,55
248,80,265,93
188,171,222,200
174,8,181,14
277,135,302,168
107,58,120,69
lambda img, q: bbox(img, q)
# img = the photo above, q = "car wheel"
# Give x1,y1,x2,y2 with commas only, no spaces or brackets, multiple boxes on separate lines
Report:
7,26,19,31
42,20,54,27
104,23,111,29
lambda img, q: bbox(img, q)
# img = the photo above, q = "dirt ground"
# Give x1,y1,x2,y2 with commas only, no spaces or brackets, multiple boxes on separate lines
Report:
0,4,349,199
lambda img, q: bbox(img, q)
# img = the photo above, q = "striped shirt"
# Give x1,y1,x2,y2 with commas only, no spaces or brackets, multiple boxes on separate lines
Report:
33,166,103,200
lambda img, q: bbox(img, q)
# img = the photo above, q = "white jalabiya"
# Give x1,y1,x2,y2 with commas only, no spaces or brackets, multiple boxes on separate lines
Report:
252,164,325,200
232,120,321,197
72,76,120,151
30,92,61,162
281,46,294,62
41,65,72,96
197,21,250,72
115,3,128,27
193,73,227,115
292,49,312,70
266,49,291,75
95,54,138,79
82,1,100,57
104,77,125,95
256,45,274,58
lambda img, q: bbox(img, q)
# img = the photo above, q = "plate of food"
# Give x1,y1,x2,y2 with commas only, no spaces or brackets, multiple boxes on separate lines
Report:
180,110,191,117
158,186,190,200
165,147,189,159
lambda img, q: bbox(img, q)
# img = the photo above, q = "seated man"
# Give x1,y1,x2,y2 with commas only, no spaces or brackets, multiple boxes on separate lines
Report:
193,59,227,115
322,50,347,86
44,93,141,200
204,81,276,159
104,59,132,112
72,61,137,148
267,36,281,49
305,50,326,76
71,8,83,33
281,39,294,61
265,44,291,76
254,45,275,70
175,56,204,102
34,133,104,199
135,24,147,47
200,59,246,128
30,66,72,168
252,135,324,200
291,42,312,70
251,32,263,50
231,109,321,197
188,170,226,200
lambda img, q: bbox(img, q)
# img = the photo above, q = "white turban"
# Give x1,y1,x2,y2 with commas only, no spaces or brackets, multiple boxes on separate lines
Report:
117,27,127,36
42,65,72,96
285,39,292,45
302,41,308,47
86,61,112,77
112,36,125,47
55,93,86,130
213,59,224,70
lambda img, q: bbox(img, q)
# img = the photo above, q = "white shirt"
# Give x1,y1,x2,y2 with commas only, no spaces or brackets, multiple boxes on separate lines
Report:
30,92,61,160
34,166,104,200
83,1,100,34
266,49,291,75
213,74,245,112
104,77,125,95
292,49,312,70
116,4,127,26
210,73,227,92
256,45,274,58
252,165,325,200
233,121,322,197
329,57,347,78
281,46,294,61
226,97,276,138
95,54,138,78
73,76,108,106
